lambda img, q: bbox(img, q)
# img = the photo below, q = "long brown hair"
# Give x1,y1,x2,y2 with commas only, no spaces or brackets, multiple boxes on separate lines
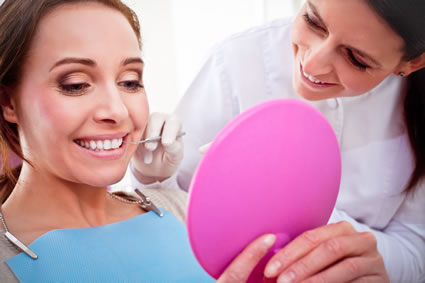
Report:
366,0,425,194
0,0,141,203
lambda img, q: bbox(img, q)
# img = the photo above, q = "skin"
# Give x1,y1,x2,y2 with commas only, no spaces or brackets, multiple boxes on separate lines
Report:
291,0,424,101
1,3,149,245
0,0,422,281
220,0,425,282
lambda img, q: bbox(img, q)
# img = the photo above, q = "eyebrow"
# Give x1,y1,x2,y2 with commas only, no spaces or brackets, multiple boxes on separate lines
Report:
49,58,95,71
122,57,144,66
49,57,144,72
307,1,382,68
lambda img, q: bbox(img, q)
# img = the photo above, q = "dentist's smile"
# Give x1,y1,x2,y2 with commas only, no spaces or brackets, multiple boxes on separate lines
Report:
299,62,337,89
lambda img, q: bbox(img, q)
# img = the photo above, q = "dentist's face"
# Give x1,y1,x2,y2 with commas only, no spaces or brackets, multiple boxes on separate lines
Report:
9,3,149,187
291,0,405,100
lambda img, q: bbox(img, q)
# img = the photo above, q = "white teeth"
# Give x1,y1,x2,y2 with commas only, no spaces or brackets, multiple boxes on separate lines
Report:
96,140,103,150
76,138,123,151
113,138,123,149
90,140,97,150
303,70,325,84
104,140,111,150
111,139,119,149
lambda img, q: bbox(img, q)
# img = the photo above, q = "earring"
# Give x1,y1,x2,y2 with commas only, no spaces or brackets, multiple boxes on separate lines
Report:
399,72,405,77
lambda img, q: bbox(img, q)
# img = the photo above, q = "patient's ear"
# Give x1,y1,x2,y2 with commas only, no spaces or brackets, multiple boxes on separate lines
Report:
0,86,18,123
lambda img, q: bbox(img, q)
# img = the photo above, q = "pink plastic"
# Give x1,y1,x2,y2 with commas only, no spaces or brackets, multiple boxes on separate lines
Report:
187,99,341,281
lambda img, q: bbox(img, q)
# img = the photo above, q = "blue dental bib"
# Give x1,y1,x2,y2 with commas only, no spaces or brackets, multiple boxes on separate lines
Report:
6,210,213,282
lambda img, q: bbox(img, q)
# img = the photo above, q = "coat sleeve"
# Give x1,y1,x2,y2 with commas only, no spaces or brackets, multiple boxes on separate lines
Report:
328,186,425,283
174,47,236,191
129,46,236,192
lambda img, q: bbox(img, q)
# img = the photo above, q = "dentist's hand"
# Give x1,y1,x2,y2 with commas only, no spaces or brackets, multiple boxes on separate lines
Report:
263,221,389,283
131,112,184,184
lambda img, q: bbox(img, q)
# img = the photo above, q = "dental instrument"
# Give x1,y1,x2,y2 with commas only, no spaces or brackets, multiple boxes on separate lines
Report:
123,131,186,144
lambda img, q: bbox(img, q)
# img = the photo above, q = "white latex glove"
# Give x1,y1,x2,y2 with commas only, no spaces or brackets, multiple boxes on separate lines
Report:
131,112,184,184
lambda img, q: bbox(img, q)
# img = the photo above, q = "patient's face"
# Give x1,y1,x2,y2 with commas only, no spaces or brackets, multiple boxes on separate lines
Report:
10,3,149,187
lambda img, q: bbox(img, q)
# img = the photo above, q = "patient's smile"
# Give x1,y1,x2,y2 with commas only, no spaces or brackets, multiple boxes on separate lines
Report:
74,137,123,151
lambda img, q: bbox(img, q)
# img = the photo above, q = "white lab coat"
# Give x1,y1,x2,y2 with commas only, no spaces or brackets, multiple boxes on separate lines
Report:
174,18,425,282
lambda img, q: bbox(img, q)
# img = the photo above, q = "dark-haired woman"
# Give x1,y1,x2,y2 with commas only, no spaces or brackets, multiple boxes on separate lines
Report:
150,0,425,281
0,0,209,281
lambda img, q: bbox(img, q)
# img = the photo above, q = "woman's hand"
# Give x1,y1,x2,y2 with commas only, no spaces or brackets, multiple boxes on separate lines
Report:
131,112,184,184
264,221,389,283
217,234,276,283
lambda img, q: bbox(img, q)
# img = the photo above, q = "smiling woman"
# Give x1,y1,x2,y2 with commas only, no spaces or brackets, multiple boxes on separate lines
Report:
1,4,147,192
168,0,425,281
0,0,211,282
291,0,408,101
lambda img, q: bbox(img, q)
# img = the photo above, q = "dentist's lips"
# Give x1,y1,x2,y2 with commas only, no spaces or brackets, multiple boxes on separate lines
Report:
299,63,337,88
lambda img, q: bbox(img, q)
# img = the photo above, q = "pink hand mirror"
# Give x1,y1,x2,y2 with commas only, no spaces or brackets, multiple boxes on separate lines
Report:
186,99,341,282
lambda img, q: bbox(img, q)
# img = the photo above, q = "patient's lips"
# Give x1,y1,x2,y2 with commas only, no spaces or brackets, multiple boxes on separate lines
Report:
73,133,128,157
75,138,123,151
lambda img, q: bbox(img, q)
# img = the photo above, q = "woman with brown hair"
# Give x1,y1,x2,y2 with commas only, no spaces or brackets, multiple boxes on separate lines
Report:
0,1,306,281
0,0,209,281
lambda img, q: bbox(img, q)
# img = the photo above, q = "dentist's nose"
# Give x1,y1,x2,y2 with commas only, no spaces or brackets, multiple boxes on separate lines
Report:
303,40,334,76
93,86,129,125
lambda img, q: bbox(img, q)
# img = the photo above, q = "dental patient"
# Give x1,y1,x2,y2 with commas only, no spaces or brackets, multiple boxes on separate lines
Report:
0,0,209,281
0,1,285,282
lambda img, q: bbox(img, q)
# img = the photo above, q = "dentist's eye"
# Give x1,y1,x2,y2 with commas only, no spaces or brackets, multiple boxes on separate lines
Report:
303,13,325,33
119,80,144,92
59,83,90,95
346,49,370,71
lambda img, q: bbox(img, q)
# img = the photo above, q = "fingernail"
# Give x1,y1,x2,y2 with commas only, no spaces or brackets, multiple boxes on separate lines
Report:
145,142,157,151
263,234,276,249
264,260,281,278
278,271,296,283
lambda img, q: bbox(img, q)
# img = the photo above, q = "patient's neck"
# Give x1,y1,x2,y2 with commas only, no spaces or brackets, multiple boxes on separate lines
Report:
2,162,115,231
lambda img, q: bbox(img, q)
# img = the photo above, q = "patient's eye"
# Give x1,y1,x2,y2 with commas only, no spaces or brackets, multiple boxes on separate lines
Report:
118,80,144,92
57,73,91,96
59,83,90,94
118,70,144,93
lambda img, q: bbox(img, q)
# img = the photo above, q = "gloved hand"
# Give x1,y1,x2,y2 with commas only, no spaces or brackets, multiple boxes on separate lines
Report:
131,112,184,184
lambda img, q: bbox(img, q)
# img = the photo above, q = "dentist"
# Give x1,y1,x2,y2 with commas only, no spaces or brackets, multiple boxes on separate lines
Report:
133,0,425,281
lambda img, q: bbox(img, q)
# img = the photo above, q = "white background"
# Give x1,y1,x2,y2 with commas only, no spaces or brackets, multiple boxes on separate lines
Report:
122,0,303,112
0,0,303,111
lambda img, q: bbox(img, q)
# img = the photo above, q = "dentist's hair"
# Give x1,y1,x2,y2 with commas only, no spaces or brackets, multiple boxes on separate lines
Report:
0,0,141,203
366,0,425,194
